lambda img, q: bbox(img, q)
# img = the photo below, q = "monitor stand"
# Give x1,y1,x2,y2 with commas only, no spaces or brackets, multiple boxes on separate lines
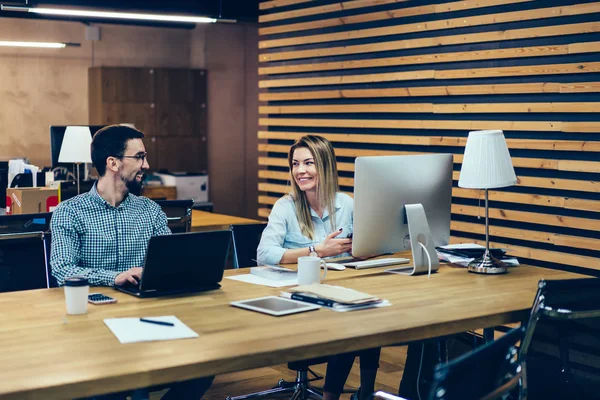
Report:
386,203,439,276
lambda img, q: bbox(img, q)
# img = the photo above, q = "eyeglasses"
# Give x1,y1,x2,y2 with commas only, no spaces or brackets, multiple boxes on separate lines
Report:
120,152,147,163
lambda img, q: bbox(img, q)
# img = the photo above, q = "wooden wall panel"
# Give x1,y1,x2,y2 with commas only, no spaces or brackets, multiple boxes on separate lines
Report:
260,3,600,48
89,67,208,173
258,0,600,274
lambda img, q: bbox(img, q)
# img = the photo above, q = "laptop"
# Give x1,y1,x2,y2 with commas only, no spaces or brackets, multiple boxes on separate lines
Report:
115,230,231,298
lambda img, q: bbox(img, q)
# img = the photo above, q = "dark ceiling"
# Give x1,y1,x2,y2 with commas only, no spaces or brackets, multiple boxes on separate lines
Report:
0,0,259,26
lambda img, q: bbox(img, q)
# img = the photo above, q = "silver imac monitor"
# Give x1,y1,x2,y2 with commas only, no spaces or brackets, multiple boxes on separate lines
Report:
352,154,453,274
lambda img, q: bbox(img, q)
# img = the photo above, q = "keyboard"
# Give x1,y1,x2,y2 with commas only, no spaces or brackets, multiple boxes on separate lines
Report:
116,281,141,295
343,257,410,270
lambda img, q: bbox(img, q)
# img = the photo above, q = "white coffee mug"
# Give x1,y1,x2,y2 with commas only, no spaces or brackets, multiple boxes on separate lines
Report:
297,256,327,285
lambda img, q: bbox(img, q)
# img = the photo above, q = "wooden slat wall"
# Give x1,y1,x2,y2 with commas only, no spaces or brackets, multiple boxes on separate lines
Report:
258,0,600,274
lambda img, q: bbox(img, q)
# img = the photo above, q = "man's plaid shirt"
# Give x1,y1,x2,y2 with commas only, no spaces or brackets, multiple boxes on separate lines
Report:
50,184,170,287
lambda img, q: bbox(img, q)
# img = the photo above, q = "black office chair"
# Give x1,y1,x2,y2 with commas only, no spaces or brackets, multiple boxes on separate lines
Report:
154,199,193,233
519,278,600,400
227,222,328,400
230,223,267,268
0,232,49,292
375,327,524,400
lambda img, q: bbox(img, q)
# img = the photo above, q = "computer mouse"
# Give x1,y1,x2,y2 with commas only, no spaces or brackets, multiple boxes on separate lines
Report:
325,263,346,271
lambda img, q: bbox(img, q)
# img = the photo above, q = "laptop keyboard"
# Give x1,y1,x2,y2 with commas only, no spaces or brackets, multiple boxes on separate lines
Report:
119,281,141,293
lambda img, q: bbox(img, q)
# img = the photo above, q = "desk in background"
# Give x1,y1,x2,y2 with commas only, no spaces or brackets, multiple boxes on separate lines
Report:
141,186,177,200
0,259,585,399
192,210,261,232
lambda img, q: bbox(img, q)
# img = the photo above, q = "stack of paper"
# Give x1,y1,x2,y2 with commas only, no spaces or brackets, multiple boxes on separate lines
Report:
436,243,519,267
282,284,390,312
226,273,298,287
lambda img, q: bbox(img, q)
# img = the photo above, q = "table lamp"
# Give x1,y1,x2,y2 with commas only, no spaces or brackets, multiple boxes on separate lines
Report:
58,126,92,194
458,130,517,274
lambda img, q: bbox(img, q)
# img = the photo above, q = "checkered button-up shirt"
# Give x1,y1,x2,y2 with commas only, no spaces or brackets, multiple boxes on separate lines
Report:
50,184,171,287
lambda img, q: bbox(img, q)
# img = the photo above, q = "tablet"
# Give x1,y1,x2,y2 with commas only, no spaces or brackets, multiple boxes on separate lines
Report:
230,296,320,316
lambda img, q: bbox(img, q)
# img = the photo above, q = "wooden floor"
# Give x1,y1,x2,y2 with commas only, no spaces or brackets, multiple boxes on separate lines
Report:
201,332,485,399
204,347,407,400
147,333,491,399
148,347,407,399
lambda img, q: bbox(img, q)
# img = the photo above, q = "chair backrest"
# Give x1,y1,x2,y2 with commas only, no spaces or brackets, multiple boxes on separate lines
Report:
154,200,193,233
0,232,49,292
520,278,600,400
43,232,58,288
429,326,524,400
230,223,267,269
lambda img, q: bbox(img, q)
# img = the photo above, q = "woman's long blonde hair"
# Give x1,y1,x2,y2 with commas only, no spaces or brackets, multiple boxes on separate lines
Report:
288,135,339,240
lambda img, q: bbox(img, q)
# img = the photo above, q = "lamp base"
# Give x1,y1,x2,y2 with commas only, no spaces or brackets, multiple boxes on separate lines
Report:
467,250,508,275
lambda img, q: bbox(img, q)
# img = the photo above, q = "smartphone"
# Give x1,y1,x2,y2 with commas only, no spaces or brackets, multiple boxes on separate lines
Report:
340,225,353,239
338,225,354,239
88,293,118,305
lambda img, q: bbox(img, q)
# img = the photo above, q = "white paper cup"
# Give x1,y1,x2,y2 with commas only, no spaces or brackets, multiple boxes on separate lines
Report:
64,276,90,315
297,256,327,285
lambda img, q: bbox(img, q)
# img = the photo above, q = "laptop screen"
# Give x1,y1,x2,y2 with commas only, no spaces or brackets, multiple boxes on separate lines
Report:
139,230,231,292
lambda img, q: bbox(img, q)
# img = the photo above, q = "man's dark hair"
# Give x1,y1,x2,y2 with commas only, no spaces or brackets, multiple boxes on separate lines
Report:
91,125,144,176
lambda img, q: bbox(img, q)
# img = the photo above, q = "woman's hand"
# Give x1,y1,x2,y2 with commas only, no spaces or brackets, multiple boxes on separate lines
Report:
315,229,352,258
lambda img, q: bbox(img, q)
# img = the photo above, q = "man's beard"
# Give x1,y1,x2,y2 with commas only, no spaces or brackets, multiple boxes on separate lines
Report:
125,175,143,196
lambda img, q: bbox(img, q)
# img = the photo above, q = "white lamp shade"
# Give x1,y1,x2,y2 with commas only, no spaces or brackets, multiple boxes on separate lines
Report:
58,126,93,163
458,130,517,189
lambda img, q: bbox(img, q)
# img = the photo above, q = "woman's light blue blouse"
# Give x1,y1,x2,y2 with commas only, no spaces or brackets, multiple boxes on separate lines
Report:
256,192,353,265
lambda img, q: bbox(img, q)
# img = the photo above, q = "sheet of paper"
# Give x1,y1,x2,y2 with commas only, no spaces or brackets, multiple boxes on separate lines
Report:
104,316,198,344
226,274,298,288
333,300,392,312
250,266,297,281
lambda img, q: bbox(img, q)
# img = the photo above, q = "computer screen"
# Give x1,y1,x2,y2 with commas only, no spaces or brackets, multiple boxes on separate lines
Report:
49,125,104,168
352,154,453,257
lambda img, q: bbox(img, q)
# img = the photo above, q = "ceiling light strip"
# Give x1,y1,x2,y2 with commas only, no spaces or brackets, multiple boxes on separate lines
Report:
1,5,223,23
0,40,72,48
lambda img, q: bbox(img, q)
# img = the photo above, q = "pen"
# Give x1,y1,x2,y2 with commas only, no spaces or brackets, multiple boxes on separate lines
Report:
139,318,175,327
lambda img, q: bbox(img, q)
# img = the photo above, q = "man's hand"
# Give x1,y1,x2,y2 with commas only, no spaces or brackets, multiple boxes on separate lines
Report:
115,267,143,286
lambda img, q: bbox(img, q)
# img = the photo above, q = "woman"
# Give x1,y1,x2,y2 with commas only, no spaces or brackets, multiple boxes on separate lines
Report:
257,135,352,265
257,135,380,400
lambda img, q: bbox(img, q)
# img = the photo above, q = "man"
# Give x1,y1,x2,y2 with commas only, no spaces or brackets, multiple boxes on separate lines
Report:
51,124,214,399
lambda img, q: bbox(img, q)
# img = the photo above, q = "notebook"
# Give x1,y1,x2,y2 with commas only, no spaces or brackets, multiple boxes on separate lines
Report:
282,284,390,312
288,284,379,304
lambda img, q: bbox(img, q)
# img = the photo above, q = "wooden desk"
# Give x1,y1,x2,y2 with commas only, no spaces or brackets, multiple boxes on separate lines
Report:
191,210,261,232
0,263,583,399
141,186,177,200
